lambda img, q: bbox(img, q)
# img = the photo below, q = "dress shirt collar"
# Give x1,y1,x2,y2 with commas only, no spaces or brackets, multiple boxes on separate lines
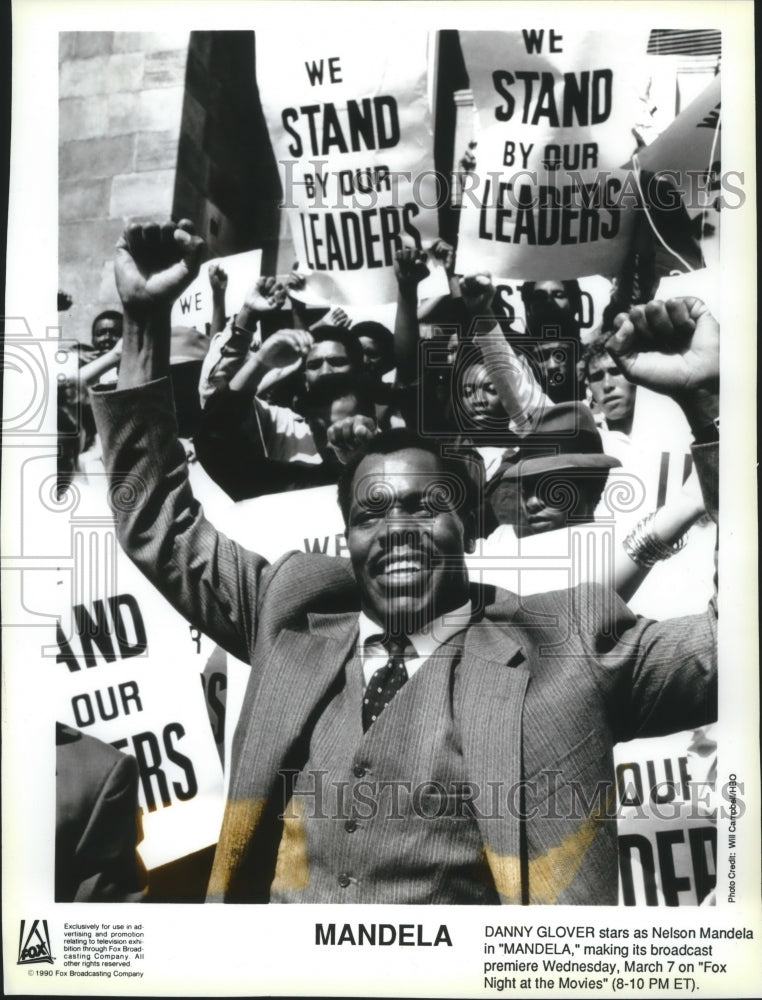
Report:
357,600,473,684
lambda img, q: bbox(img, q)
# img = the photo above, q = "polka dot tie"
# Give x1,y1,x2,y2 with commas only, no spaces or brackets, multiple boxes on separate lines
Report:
362,636,412,732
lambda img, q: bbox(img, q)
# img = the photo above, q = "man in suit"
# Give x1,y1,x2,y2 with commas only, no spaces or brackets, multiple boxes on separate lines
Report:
55,724,146,902
91,220,718,904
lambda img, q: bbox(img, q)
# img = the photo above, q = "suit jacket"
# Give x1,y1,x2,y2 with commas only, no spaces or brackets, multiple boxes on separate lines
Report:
91,379,717,904
55,724,147,902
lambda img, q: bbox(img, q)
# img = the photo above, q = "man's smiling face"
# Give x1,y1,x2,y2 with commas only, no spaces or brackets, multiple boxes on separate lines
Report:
346,448,474,633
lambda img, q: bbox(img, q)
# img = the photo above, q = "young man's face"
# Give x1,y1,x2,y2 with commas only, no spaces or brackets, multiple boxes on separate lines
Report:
92,316,122,355
518,470,598,536
304,341,352,387
524,280,573,332
346,448,474,632
358,335,390,376
532,340,582,403
587,356,637,428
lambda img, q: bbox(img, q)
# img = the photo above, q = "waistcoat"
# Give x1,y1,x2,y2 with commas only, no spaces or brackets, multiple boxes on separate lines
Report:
270,640,499,903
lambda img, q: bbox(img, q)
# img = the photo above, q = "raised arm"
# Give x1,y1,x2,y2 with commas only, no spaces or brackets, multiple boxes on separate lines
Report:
459,273,553,435
208,264,228,336
91,220,273,662
69,339,122,389
228,328,314,397
198,276,287,404
614,469,707,602
392,246,429,385
588,296,719,740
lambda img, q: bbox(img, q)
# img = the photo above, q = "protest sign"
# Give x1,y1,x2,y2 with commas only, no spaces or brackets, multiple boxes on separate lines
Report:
225,483,347,561
614,729,718,906
170,249,262,332
51,481,225,871
457,29,648,278
255,30,444,304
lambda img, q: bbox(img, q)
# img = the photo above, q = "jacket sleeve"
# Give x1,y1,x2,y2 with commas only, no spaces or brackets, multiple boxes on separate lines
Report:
579,441,718,742
90,378,274,663
56,726,147,903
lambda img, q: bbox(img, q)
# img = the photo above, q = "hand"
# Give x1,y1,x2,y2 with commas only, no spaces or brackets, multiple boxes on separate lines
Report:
110,338,123,360
286,269,307,296
115,219,205,318
243,277,287,313
459,273,496,317
321,306,350,329
327,415,377,463
256,329,314,371
429,239,455,277
208,264,228,295
394,247,429,288
459,140,477,173
606,297,719,398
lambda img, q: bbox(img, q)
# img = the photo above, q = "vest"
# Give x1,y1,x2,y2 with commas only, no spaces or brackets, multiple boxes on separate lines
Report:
270,641,499,903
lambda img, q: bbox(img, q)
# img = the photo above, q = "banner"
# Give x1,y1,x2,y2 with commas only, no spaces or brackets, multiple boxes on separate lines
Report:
256,30,444,305
637,76,724,220
457,29,648,278
169,249,262,332
52,480,225,871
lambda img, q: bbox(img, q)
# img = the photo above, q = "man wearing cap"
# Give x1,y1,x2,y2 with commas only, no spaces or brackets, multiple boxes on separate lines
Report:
91,220,718,905
504,402,622,537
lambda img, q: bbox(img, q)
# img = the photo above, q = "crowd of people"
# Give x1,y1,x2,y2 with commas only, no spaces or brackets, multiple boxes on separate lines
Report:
72,213,718,906
59,224,711,602
54,165,720,905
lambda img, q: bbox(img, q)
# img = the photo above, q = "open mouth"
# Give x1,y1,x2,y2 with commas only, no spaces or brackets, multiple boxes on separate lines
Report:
372,551,431,588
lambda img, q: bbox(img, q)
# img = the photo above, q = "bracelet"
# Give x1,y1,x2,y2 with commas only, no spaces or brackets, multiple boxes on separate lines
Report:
622,512,687,568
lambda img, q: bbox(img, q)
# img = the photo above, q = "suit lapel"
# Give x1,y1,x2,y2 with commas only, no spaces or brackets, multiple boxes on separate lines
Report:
229,612,359,802
458,613,530,904
211,613,358,901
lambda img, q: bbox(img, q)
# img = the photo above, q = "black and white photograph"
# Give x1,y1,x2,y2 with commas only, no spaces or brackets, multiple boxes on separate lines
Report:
3,1,759,996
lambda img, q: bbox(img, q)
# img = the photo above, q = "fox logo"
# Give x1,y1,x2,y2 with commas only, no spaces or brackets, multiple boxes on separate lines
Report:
17,920,54,965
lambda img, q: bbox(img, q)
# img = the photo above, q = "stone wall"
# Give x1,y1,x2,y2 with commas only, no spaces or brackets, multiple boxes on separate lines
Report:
59,31,191,344
59,30,281,345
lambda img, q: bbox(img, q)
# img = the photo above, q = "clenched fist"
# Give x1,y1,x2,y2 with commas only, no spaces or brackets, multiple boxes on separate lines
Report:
115,219,205,318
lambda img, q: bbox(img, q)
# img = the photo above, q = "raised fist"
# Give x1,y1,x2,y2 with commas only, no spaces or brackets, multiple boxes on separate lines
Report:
243,277,287,313
257,329,314,372
115,219,205,317
394,247,429,288
208,263,228,294
606,297,719,398
327,415,378,463
429,239,455,277
459,273,496,317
